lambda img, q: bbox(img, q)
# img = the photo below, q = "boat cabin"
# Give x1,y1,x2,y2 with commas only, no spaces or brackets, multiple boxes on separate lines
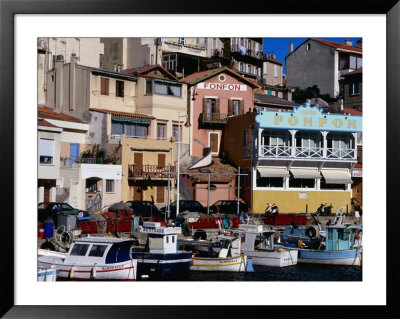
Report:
325,225,362,251
63,237,137,265
139,222,182,254
238,224,276,252
218,236,242,258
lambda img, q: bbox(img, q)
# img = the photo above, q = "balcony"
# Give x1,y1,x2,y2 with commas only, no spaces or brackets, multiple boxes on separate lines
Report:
257,146,356,161
128,164,176,179
231,45,263,60
199,113,228,127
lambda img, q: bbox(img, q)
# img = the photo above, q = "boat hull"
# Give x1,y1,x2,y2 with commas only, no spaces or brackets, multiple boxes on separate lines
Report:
38,257,137,281
191,255,248,272
132,251,192,280
37,266,59,282
298,249,361,266
246,250,298,267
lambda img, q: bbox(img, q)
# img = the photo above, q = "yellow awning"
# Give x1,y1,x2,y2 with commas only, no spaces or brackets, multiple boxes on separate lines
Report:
290,168,321,179
321,169,353,184
257,167,290,178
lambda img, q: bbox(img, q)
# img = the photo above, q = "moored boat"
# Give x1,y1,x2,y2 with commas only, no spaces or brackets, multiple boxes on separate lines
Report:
237,224,298,267
131,222,192,280
37,237,138,281
189,235,251,272
37,265,59,282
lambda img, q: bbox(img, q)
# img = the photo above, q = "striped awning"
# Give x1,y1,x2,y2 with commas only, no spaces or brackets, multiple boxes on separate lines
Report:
321,169,353,184
257,167,290,178
112,115,151,125
290,168,321,179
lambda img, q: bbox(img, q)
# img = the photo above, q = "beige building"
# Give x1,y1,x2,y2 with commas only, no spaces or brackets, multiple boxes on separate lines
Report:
38,119,62,203
38,37,104,106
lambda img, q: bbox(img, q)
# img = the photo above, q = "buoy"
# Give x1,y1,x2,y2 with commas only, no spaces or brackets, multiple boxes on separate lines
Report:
91,265,97,279
70,265,76,279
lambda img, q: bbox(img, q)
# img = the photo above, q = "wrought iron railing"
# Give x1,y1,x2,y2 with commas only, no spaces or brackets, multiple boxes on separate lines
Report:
200,113,228,125
231,44,263,59
128,164,176,178
60,157,98,168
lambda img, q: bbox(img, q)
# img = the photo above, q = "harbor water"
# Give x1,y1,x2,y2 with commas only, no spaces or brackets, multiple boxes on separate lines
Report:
185,264,362,281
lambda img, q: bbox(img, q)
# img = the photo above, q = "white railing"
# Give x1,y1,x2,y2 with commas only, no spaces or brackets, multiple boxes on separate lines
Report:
258,145,356,160
327,148,356,159
295,147,323,158
259,146,291,158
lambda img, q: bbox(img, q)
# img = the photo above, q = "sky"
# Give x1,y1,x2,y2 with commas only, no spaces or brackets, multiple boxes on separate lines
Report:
262,37,362,74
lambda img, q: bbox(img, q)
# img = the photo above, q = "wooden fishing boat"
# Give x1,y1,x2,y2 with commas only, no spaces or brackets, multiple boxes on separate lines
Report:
37,237,138,281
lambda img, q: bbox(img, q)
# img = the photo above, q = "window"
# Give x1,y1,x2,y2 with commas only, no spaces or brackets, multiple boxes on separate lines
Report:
88,244,107,257
101,78,109,95
146,79,181,97
172,124,180,141
339,54,349,70
157,123,167,139
307,43,311,50
350,82,360,95
178,38,185,45
320,179,347,190
86,179,98,192
206,98,217,114
39,138,54,164
70,244,90,256
111,120,149,138
209,132,219,153
162,53,177,72
262,130,289,147
256,175,284,188
113,64,121,73
289,177,315,188
274,65,278,77
116,80,124,97
106,179,115,193
232,100,240,115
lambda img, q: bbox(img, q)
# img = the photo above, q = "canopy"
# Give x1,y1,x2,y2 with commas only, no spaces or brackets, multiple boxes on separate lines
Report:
321,169,353,184
290,168,321,179
257,167,290,178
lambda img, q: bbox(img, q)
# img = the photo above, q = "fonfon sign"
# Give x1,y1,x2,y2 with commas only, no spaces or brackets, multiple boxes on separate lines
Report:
255,102,362,132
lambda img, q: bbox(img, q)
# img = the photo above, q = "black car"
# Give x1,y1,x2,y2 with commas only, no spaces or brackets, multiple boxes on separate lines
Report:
38,202,86,224
209,200,249,216
159,200,206,219
125,201,162,220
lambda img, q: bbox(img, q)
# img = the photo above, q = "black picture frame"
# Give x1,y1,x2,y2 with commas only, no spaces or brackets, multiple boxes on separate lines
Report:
1,0,398,317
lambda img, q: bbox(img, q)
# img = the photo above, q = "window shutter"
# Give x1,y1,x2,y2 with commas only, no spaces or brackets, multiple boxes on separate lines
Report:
240,100,244,114
121,82,124,97
228,99,232,115
203,98,207,113
216,98,220,114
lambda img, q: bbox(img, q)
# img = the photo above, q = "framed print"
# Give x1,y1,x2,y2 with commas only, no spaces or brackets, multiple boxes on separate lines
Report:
1,0,399,317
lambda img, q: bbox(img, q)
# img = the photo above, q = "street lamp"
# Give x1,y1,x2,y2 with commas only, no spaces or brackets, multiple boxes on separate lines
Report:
176,111,190,219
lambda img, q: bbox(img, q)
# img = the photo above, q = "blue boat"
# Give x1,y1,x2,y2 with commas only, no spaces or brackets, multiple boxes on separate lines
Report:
296,224,362,266
131,222,192,280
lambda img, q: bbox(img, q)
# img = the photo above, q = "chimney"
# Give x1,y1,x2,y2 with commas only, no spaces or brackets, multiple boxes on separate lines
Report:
356,39,362,49
55,55,64,110
344,39,353,46
69,53,77,111
289,41,293,53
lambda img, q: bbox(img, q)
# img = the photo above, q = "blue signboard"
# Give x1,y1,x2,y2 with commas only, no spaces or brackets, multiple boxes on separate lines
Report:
255,102,362,132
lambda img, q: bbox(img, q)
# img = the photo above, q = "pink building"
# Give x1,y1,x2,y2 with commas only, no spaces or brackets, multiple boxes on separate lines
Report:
183,67,260,157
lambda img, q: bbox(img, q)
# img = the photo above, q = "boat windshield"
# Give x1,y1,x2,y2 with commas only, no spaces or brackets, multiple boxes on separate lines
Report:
88,244,108,257
70,243,90,256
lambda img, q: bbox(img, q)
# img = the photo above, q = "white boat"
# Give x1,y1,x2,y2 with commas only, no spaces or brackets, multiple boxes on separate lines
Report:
37,265,59,282
190,235,250,272
38,237,138,281
237,224,298,267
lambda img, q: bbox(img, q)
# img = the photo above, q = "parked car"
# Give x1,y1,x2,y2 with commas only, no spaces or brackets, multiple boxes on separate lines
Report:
38,202,87,225
209,200,249,216
159,200,206,219
125,201,162,221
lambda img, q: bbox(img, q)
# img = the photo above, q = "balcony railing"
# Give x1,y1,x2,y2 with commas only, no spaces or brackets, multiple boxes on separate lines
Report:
231,44,263,60
128,164,176,178
60,157,99,168
327,148,356,159
199,113,228,125
258,146,356,160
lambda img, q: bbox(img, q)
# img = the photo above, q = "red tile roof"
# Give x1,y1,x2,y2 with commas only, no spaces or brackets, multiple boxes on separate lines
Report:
121,64,179,81
182,66,261,88
341,108,362,115
38,118,59,128
310,38,362,53
183,157,238,183
38,106,82,123
89,108,155,119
